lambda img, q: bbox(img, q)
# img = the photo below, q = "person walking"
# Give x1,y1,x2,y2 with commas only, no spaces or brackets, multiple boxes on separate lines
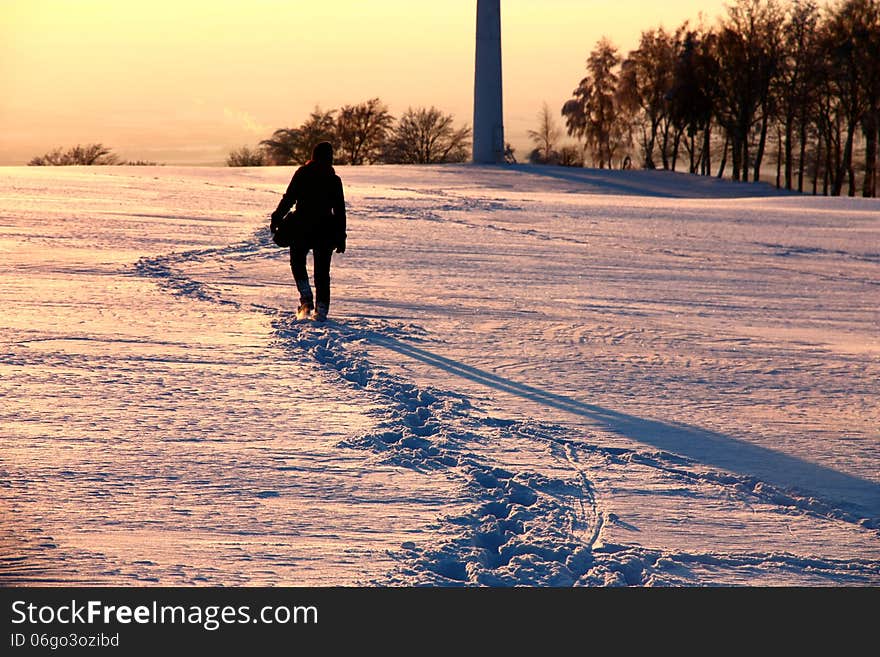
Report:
270,141,346,321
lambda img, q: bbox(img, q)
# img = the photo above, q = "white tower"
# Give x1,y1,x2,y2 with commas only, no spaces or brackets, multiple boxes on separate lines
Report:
473,0,504,164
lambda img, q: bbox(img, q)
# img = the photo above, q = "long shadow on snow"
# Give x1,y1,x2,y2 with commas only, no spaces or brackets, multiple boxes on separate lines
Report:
364,331,880,521
509,164,796,199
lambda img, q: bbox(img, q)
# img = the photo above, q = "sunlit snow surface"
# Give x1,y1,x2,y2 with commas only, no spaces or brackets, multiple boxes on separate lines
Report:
1,164,878,586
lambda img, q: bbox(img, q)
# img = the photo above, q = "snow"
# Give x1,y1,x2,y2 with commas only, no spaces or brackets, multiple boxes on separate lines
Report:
1,163,878,586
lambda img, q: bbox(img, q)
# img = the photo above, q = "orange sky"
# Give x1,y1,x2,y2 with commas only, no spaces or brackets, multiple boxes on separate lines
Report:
2,0,743,165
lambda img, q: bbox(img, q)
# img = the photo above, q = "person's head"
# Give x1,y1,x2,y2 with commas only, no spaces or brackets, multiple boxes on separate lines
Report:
312,141,333,165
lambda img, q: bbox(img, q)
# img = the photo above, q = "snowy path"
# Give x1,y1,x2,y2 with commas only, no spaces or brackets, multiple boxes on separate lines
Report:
2,165,878,585
0,168,460,585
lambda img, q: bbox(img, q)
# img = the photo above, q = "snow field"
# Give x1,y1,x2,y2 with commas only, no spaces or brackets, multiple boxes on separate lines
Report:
1,164,877,585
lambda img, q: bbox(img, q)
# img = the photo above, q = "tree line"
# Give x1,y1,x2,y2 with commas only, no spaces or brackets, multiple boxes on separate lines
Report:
28,144,156,166
560,0,879,196
228,100,472,167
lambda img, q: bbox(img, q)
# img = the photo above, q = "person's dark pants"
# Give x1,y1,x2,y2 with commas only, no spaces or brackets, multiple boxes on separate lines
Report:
290,243,333,307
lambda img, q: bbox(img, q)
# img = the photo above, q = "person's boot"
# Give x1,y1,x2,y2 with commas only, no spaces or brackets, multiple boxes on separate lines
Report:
295,279,314,320
314,301,329,322
296,298,314,320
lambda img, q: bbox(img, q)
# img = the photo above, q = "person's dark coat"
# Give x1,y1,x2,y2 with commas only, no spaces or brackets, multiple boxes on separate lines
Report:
270,159,346,252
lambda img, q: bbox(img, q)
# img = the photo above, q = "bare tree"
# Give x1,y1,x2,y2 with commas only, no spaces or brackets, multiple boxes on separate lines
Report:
823,0,880,196
259,128,299,165
382,107,471,164
823,2,860,194
527,102,562,163
335,98,394,165
260,107,336,165
667,26,720,175
563,38,626,168
298,108,338,161
29,148,68,166
777,0,822,191
618,27,679,168
751,2,785,182
713,0,785,182
28,143,119,166
557,145,585,167
860,0,880,197
226,146,266,166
